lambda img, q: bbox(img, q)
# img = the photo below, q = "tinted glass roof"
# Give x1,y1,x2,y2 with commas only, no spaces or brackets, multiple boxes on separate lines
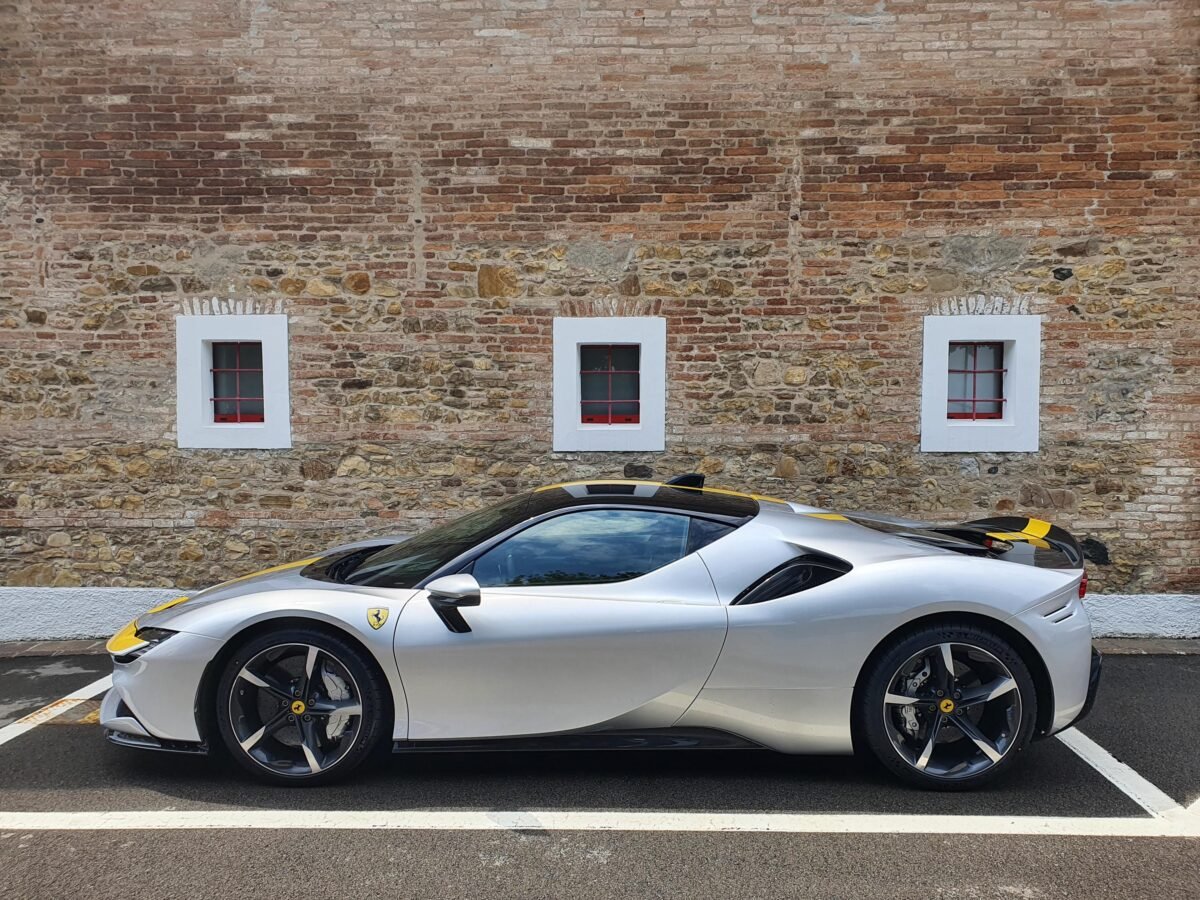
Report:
532,480,759,520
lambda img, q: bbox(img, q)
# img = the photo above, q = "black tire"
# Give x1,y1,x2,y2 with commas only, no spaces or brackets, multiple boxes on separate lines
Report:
215,626,390,786
856,622,1038,791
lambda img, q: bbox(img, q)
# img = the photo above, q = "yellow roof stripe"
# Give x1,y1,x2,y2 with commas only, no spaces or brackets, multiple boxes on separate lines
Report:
536,479,786,504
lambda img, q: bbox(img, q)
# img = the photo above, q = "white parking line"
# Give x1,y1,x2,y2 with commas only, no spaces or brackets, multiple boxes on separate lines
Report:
0,808,1198,836
0,675,111,749
1,677,1194,838
1055,727,1182,818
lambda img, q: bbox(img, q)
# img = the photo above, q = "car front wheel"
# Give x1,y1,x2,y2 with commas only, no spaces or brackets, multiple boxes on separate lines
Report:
858,624,1038,790
215,627,388,785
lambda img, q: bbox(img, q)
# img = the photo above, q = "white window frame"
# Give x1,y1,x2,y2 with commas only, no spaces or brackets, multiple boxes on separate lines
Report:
175,314,291,449
552,316,666,452
920,314,1041,453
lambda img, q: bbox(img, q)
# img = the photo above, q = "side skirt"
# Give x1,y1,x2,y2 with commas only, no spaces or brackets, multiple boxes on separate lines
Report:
392,728,763,754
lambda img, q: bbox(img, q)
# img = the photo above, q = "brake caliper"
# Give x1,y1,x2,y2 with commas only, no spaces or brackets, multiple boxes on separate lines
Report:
321,667,352,741
899,660,932,737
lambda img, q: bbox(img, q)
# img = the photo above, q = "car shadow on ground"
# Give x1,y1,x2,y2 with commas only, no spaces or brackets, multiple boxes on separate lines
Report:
0,723,1145,819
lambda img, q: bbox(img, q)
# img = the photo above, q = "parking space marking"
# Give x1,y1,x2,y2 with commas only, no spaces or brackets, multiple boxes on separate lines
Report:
1056,727,1182,817
0,676,111,749
0,809,1198,836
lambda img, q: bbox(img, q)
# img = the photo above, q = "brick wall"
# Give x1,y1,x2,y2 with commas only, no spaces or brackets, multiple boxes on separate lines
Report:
0,0,1196,593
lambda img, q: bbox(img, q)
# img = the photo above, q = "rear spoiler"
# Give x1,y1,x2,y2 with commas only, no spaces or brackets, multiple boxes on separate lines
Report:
845,513,1085,570
937,516,1084,569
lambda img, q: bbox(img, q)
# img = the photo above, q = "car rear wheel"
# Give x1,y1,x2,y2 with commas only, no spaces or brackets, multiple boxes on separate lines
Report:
858,624,1037,790
215,627,388,785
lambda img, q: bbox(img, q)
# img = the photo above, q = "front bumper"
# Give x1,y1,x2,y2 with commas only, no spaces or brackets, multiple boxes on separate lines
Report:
100,687,208,754
98,630,222,745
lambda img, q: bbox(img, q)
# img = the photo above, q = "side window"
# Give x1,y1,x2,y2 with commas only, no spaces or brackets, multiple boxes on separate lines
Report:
471,509,692,588
687,517,734,554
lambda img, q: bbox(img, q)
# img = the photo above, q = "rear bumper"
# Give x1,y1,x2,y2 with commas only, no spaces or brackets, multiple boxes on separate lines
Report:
1012,586,1094,734
1066,646,1103,730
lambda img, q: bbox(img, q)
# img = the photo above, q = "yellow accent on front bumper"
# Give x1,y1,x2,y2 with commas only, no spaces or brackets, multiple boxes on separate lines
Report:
105,619,147,656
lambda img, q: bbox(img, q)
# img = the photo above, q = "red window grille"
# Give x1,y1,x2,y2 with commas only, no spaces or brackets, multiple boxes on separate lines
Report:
580,344,640,424
947,341,1006,420
211,341,265,423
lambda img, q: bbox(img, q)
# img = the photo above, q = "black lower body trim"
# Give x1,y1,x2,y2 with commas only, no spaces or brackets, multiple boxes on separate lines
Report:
105,729,209,755
393,727,761,754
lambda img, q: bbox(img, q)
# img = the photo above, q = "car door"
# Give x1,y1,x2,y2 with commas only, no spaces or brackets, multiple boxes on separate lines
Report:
394,507,729,741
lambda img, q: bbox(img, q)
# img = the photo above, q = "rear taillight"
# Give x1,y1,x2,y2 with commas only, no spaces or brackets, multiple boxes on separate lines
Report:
1078,570,1088,599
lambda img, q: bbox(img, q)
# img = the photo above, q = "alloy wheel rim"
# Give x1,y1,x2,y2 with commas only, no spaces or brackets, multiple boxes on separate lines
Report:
882,642,1022,780
228,643,364,777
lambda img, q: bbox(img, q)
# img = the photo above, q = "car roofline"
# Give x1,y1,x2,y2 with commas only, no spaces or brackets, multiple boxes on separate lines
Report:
535,478,787,505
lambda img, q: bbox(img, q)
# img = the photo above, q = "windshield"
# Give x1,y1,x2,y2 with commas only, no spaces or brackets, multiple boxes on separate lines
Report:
342,494,533,588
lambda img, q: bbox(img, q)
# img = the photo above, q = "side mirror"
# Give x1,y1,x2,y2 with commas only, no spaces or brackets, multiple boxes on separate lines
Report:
426,573,481,607
426,574,481,634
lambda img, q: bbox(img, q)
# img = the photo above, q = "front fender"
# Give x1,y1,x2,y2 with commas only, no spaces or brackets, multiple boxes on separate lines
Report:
156,586,418,741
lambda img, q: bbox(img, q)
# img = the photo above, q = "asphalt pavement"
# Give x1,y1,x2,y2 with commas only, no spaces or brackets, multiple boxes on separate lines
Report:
0,653,1196,899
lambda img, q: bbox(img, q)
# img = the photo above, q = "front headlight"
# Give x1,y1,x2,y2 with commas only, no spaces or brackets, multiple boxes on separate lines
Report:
122,626,177,659
133,626,177,646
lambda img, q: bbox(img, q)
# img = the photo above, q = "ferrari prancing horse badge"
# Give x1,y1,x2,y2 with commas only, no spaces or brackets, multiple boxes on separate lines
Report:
367,607,389,630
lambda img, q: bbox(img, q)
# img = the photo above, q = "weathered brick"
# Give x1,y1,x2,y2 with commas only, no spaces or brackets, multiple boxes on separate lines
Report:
0,1,1195,593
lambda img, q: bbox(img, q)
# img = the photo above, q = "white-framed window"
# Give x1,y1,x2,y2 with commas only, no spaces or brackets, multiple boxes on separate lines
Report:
920,314,1041,453
175,314,292,449
552,316,666,452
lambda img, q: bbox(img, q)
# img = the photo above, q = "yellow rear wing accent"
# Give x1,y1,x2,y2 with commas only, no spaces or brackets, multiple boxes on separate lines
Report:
1022,518,1052,539
987,518,1054,550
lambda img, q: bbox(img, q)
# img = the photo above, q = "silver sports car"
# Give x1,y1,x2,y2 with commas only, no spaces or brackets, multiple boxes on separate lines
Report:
101,476,1100,789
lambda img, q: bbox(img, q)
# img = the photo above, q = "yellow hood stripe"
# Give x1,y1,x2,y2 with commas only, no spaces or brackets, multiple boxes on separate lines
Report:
210,557,322,591
145,595,190,615
107,560,318,656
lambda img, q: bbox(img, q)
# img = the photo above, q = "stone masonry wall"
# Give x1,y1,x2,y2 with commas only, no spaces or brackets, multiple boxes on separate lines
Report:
0,1,1197,593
